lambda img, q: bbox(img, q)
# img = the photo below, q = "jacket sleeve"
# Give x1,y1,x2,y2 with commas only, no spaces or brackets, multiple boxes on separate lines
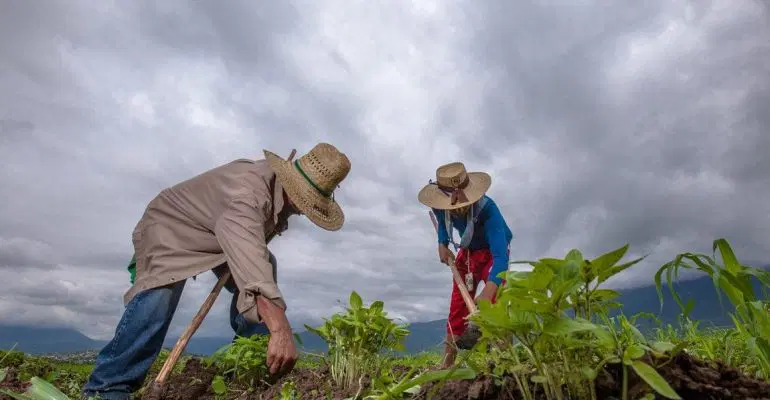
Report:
214,194,286,324
433,209,450,245
483,202,510,286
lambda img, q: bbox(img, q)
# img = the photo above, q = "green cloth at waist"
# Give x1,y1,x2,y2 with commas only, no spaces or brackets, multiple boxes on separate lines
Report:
128,254,136,285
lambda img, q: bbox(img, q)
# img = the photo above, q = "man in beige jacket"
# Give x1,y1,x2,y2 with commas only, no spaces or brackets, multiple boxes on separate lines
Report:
83,143,351,400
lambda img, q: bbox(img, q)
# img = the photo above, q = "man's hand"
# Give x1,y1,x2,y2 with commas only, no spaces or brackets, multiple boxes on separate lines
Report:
256,296,298,377
438,243,453,265
266,328,298,377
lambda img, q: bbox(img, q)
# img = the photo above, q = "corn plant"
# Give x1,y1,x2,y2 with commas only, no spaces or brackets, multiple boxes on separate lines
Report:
655,238,770,378
304,291,409,390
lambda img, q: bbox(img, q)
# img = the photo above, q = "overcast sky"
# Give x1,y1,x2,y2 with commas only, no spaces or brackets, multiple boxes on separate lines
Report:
1,0,768,341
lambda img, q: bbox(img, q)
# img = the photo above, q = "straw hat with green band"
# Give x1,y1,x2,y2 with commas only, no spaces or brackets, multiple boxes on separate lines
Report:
264,142,351,231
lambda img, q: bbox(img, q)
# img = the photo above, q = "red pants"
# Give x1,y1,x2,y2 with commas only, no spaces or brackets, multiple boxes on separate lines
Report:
446,248,504,337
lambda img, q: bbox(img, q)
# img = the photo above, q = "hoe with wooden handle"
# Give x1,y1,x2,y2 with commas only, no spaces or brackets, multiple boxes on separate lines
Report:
429,210,477,315
429,210,483,350
146,149,296,399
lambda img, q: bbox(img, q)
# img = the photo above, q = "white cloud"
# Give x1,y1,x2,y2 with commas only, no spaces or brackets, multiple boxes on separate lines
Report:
0,0,768,341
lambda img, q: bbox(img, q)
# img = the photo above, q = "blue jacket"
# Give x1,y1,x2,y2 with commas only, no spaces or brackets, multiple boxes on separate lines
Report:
433,195,513,286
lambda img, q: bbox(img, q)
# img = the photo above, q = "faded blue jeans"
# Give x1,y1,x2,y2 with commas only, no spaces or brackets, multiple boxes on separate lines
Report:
82,254,276,400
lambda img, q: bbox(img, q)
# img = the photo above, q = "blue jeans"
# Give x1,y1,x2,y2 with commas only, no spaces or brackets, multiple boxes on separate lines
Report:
82,255,277,400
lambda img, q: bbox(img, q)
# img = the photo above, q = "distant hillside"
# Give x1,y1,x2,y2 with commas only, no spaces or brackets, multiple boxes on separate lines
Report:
2,274,766,357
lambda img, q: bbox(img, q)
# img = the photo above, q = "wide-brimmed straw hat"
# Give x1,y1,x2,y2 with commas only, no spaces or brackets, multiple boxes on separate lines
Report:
417,162,491,210
264,143,351,231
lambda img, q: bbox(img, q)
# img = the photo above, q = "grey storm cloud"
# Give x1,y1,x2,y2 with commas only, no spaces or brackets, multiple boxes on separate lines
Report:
0,0,768,340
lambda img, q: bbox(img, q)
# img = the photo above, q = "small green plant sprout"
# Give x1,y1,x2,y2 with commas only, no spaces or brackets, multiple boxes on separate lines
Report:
206,334,270,387
304,291,410,390
278,380,301,400
357,366,476,400
210,374,227,399
594,313,682,400
655,238,770,378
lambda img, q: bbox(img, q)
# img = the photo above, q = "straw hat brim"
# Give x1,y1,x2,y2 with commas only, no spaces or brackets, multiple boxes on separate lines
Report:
417,172,491,210
264,150,344,231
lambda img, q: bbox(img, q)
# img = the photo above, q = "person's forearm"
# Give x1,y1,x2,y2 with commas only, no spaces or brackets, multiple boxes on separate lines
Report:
256,296,292,332
477,281,498,302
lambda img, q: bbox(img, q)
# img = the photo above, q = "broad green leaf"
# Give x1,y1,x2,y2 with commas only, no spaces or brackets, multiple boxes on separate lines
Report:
12,377,70,400
349,291,363,309
531,375,548,383
598,255,646,284
527,266,555,290
631,361,681,399
650,341,676,354
590,289,620,301
386,368,476,397
590,244,629,273
623,344,646,363
593,327,615,349
212,375,227,395
565,249,584,264
543,317,600,336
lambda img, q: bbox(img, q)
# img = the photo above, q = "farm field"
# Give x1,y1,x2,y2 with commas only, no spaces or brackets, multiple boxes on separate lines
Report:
1,238,769,400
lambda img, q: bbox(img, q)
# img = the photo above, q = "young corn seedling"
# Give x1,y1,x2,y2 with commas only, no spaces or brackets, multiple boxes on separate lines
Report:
655,238,770,378
304,291,409,391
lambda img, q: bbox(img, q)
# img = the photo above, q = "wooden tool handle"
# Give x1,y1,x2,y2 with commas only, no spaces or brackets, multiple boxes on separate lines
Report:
428,211,478,314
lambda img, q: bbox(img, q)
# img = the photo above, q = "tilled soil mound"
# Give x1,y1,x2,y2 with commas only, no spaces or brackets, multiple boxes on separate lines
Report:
139,358,361,400
419,352,770,400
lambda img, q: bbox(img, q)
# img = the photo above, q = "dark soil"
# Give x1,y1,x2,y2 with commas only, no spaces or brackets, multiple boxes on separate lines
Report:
418,352,770,400
0,369,30,399
139,358,362,400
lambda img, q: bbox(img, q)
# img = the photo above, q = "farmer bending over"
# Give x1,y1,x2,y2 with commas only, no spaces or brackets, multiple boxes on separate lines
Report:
82,143,351,400
418,162,513,369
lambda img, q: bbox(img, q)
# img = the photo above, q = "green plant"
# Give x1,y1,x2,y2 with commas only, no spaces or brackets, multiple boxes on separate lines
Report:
655,238,770,378
1,376,72,400
305,291,410,390
357,365,476,400
593,313,682,400
467,244,681,400
278,380,301,399
206,334,270,387
0,347,25,369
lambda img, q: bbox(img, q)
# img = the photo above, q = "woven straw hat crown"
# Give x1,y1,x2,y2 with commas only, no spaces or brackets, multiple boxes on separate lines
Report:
417,162,491,210
295,143,351,196
436,162,470,188
264,143,350,231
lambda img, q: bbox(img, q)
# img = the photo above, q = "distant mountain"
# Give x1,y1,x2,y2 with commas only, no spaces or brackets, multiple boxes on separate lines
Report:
2,275,766,357
0,325,107,355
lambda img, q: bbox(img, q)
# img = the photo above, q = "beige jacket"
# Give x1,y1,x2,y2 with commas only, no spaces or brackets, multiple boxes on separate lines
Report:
125,158,289,323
